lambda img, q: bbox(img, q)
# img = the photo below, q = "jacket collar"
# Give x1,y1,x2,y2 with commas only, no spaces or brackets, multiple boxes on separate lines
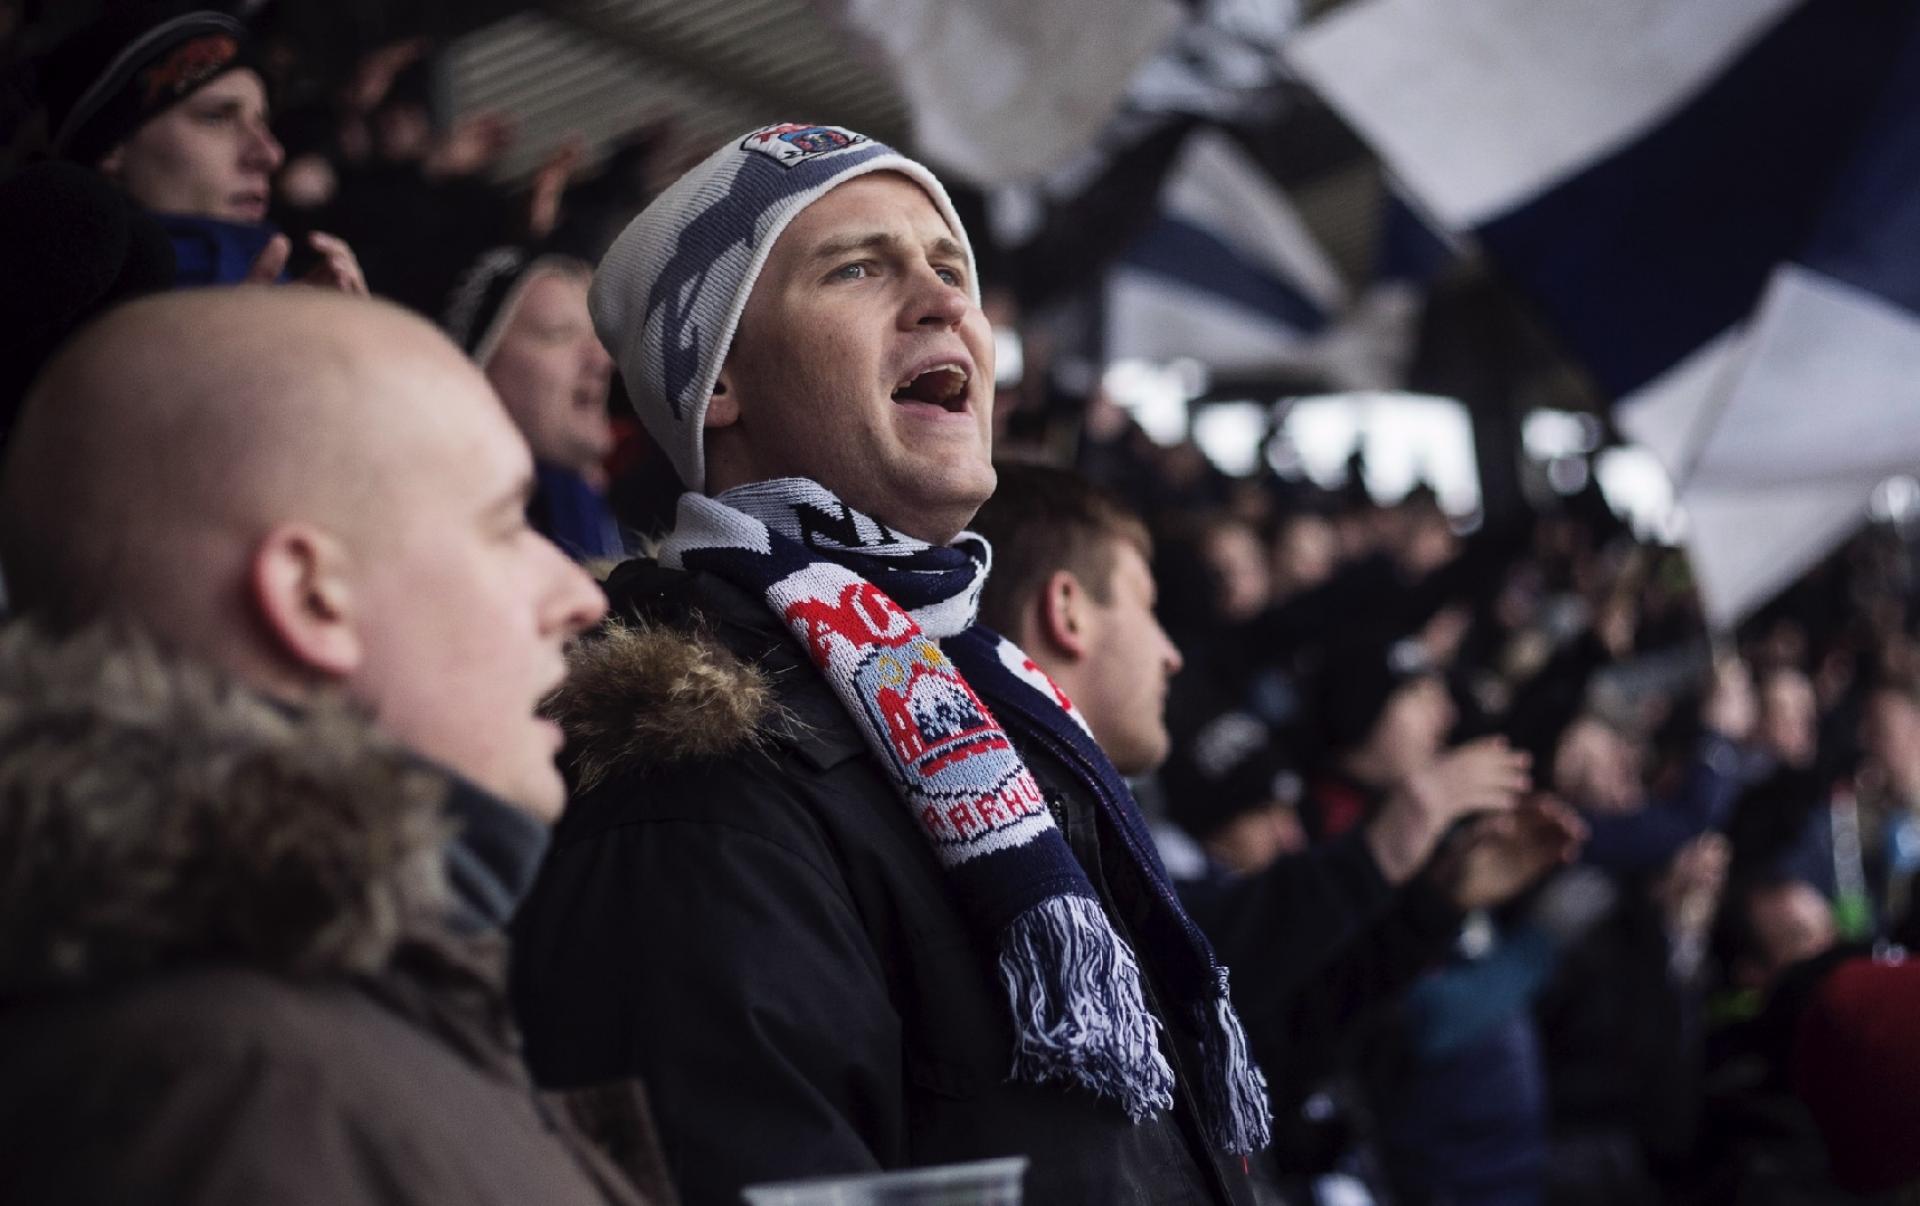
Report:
0,623,458,1000
546,557,868,795
443,775,549,935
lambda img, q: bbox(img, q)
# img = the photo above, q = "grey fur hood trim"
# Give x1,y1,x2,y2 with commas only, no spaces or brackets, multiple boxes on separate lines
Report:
0,623,455,997
543,619,776,794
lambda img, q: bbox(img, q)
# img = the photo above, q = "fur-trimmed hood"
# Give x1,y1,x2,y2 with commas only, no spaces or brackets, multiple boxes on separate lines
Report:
0,623,455,998
543,620,778,794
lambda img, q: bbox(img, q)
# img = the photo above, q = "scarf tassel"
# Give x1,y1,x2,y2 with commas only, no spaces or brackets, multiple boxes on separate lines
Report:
1194,977,1273,1156
998,894,1175,1122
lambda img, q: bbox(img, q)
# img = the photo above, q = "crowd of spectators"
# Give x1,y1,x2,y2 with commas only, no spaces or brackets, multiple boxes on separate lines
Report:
2,4,1919,1205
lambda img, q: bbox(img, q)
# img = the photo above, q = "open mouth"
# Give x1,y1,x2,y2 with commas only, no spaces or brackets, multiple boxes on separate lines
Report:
891,363,970,413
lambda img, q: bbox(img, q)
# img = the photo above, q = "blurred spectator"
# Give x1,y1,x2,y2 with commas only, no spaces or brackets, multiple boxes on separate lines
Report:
39,5,364,291
1854,669,1920,943
1535,834,1729,1204
299,46,591,316
1724,875,1841,993
1269,509,1339,604
1160,707,1309,877
1547,658,1757,879
444,246,622,560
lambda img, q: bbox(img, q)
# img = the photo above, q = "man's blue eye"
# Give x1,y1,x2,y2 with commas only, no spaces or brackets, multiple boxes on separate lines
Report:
831,263,870,281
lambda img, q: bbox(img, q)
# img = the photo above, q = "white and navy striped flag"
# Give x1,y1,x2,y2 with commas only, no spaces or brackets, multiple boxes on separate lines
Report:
1288,0,1920,625
1106,127,1423,391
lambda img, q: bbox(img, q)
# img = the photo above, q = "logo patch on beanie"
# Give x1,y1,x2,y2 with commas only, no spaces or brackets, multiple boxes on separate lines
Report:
140,33,240,106
741,123,869,168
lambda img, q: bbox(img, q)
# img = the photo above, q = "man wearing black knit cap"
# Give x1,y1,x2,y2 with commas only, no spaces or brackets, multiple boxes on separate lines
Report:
39,4,363,291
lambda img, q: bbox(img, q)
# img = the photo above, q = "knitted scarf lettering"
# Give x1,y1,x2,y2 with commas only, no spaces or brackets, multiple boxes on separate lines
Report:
657,478,1269,1153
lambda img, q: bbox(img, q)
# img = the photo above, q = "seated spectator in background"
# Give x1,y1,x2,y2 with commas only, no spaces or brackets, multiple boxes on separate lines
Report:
1725,665,1849,928
1549,659,1757,877
292,42,590,317
1696,872,1847,1199
445,247,622,560
1305,640,1479,841
1724,873,1839,995
1853,669,1920,943
1533,833,1730,1205
515,123,1271,1205
1160,712,1309,878
0,288,666,1204
39,5,364,291
1300,643,1592,1206
1195,512,1273,626
1268,509,1339,604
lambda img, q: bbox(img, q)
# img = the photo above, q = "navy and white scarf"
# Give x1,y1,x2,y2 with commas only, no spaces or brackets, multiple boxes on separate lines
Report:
658,477,1269,1154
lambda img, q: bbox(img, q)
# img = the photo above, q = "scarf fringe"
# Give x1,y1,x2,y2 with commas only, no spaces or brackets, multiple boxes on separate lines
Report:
999,894,1175,1122
1194,978,1273,1156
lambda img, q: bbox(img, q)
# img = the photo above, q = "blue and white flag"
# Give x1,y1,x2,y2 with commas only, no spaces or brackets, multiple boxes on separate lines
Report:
1106,128,1419,390
1288,0,1920,624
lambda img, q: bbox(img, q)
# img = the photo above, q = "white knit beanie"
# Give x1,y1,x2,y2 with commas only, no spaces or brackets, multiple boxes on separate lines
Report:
590,123,977,492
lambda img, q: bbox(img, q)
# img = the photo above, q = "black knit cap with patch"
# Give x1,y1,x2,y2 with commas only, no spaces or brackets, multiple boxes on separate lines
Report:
1312,636,1440,756
1160,708,1303,841
41,5,257,166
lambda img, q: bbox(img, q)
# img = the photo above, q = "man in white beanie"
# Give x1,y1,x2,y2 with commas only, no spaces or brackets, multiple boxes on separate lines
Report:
512,123,1269,1205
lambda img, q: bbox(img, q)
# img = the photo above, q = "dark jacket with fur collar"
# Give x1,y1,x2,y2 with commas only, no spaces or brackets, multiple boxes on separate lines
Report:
511,559,1254,1206
0,626,659,1206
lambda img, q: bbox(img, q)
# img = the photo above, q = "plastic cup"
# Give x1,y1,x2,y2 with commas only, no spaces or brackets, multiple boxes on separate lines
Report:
740,1156,1029,1206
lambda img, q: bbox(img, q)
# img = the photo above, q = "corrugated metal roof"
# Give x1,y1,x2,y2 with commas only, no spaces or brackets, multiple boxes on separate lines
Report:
445,0,909,180
442,0,1388,321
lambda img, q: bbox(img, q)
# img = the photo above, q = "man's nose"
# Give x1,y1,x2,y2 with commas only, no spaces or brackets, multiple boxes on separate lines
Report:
245,119,284,172
544,548,609,639
581,335,615,383
908,270,970,330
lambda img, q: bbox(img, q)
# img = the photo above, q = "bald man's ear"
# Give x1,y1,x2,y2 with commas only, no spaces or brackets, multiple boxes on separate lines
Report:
706,365,741,428
250,524,363,679
1035,568,1092,663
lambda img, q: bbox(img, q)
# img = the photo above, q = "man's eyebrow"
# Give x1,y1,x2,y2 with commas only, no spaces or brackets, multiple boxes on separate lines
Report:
806,231,968,266
928,236,967,264
806,232,896,264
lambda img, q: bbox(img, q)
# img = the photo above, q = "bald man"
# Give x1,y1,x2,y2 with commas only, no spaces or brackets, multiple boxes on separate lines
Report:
0,289,663,1204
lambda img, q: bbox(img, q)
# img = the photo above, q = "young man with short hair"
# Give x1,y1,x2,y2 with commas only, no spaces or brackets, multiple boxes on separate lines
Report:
968,465,1603,1201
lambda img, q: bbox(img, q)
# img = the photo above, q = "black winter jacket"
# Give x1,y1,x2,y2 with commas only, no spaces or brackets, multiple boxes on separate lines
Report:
512,560,1256,1205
